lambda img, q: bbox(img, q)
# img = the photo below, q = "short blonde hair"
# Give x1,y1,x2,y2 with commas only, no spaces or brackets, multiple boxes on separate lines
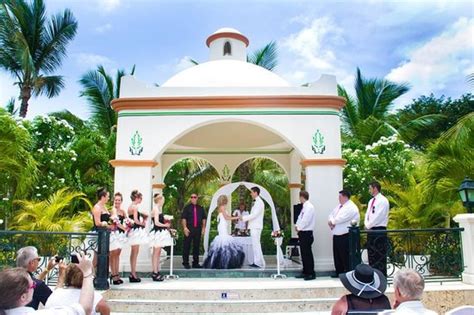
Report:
217,195,228,207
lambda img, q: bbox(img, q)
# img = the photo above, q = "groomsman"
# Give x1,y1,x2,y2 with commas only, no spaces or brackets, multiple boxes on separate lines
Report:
364,181,390,276
295,190,316,281
181,193,207,269
328,189,360,276
242,187,265,268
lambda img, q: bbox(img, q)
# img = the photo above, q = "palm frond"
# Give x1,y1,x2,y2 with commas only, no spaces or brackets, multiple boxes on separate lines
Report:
247,41,278,71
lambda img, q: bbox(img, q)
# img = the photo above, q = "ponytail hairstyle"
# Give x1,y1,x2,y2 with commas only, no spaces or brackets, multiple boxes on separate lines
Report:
0,268,30,310
130,190,142,201
96,187,108,201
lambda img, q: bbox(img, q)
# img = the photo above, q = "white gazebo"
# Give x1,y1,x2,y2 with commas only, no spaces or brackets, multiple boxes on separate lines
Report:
111,27,345,272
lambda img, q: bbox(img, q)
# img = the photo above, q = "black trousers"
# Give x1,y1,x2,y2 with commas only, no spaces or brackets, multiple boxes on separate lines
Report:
298,230,315,276
183,228,201,265
333,233,350,275
367,227,387,276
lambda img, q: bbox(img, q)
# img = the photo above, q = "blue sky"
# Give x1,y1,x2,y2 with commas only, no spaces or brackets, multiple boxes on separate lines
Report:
0,0,473,119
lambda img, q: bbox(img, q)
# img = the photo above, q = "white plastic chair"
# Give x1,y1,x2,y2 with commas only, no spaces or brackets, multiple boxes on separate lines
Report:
445,305,474,315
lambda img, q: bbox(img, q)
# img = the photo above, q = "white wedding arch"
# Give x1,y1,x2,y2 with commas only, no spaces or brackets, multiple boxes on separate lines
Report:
203,181,281,256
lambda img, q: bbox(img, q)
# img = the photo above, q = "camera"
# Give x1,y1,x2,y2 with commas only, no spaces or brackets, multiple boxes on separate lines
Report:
55,256,63,263
70,254,79,264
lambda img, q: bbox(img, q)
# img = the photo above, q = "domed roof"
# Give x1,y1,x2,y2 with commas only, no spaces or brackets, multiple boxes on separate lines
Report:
161,60,290,87
206,28,249,47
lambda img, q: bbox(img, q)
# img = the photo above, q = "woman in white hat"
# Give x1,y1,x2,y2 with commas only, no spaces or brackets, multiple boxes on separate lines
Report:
331,263,391,314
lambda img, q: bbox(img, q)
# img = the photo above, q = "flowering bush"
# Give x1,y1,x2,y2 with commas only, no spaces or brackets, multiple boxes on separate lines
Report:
343,135,415,202
28,115,78,199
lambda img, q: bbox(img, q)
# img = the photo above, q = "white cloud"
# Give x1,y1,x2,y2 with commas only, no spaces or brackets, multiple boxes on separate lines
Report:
386,17,474,104
74,53,115,69
281,16,344,71
97,0,121,12
95,23,112,33
278,16,352,87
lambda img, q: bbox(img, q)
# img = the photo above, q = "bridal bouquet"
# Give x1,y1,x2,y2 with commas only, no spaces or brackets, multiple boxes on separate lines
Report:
124,217,134,234
108,215,121,231
271,230,284,239
163,214,173,225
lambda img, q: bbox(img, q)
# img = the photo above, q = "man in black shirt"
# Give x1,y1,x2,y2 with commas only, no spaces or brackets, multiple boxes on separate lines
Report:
181,193,207,268
16,246,54,309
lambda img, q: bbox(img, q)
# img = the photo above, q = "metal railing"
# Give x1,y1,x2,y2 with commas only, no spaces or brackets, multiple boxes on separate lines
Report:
0,228,110,289
349,226,464,280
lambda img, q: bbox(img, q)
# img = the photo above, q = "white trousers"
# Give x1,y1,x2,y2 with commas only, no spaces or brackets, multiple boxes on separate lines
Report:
250,228,265,268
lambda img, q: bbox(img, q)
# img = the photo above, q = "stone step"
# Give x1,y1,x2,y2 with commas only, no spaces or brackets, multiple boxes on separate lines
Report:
107,297,339,313
103,278,347,301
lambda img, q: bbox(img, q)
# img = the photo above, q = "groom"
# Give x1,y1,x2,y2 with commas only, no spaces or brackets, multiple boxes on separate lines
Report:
242,186,265,268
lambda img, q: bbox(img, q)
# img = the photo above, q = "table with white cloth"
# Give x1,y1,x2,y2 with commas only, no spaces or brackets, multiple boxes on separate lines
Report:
232,236,254,265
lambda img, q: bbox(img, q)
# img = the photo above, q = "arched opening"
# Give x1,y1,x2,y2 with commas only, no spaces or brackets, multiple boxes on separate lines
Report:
231,157,290,254
223,41,232,56
162,157,219,222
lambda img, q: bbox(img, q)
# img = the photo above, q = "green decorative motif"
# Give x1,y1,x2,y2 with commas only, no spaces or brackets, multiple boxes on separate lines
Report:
221,164,231,182
312,129,326,154
129,131,143,156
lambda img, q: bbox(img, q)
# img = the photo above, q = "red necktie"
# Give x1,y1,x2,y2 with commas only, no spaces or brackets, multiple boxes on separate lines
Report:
193,205,197,228
368,198,376,220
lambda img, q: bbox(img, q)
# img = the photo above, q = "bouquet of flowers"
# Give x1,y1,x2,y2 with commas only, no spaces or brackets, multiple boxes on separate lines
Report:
124,217,134,234
271,230,284,239
169,229,178,239
108,215,121,231
163,214,173,225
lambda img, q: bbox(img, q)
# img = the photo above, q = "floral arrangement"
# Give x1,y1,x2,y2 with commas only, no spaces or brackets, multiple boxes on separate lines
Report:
108,215,121,231
163,214,173,225
271,230,284,238
123,217,134,234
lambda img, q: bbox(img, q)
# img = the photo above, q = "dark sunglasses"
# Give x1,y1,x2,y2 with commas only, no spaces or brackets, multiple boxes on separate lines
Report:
191,196,198,199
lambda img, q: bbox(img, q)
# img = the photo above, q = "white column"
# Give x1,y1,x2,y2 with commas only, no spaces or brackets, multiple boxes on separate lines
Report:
113,162,154,273
303,161,343,272
289,151,302,238
453,213,474,284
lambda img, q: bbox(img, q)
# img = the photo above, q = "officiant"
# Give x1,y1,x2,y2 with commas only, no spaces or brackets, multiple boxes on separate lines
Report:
232,201,249,235
181,193,207,269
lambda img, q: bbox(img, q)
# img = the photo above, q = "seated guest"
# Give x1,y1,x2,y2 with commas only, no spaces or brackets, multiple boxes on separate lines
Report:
0,252,94,315
16,246,54,309
331,264,391,315
379,269,437,314
45,264,110,315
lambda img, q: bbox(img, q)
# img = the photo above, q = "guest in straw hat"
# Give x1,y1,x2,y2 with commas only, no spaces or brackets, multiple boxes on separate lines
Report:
331,263,391,315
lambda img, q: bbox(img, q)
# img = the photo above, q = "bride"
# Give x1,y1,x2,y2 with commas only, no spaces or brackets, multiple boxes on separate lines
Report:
204,195,245,269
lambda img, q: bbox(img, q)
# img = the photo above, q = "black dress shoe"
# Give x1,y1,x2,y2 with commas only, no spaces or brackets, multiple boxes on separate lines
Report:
295,273,306,279
183,264,191,269
249,264,262,268
304,274,316,281
192,264,202,268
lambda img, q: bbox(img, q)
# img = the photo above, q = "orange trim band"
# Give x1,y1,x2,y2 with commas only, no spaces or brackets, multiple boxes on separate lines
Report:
206,32,249,47
288,183,303,189
152,183,166,189
109,160,158,168
111,95,346,112
300,159,346,167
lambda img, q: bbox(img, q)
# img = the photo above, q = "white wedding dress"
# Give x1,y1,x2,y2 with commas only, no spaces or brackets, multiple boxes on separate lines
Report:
203,213,245,269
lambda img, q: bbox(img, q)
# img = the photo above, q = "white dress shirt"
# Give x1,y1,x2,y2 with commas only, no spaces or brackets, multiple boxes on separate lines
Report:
295,200,316,231
233,210,249,230
243,196,264,230
364,192,390,229
379,300,438,315
328,199,360,235
45,288,103,315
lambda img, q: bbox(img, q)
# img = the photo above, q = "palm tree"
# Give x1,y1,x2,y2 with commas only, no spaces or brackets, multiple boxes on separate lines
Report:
79,65,135,137
425,112,474,203
247,41,278,71
0,0,78,118
338,68,410,145
12,188,92,232
5,98,18,115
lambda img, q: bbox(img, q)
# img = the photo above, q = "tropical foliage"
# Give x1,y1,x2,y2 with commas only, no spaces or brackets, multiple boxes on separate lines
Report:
0,0,78,117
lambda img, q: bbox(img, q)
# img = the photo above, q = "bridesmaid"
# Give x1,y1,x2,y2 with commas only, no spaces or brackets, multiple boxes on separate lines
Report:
127,190,147,282
91,187,110,230
149,193,172,281
109,192,127,285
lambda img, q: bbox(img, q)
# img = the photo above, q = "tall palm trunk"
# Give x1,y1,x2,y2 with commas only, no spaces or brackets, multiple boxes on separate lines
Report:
19,85,32,118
